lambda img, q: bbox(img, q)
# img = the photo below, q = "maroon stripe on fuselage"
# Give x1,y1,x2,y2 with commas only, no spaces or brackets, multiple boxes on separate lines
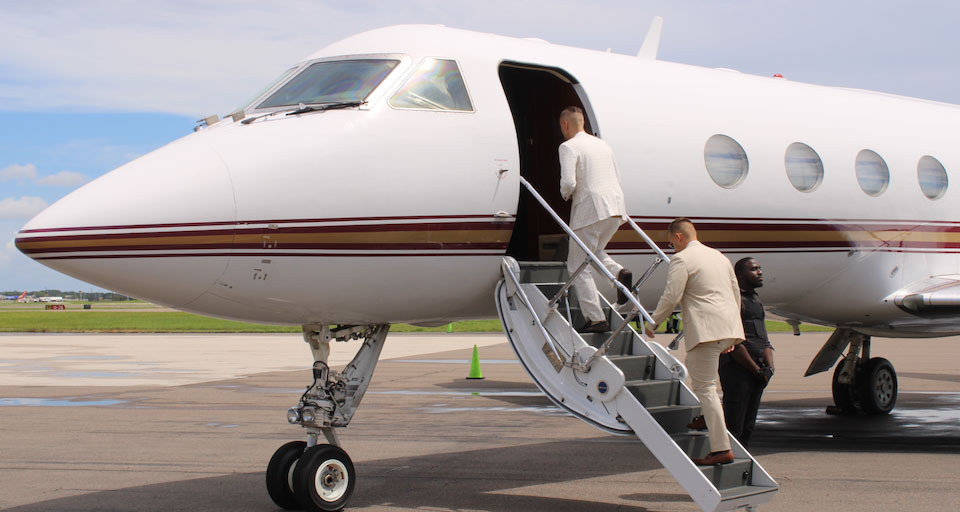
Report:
22,242,511,254
17,214,503,234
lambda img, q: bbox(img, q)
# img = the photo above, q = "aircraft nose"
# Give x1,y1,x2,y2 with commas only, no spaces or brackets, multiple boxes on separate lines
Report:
15,136,236,307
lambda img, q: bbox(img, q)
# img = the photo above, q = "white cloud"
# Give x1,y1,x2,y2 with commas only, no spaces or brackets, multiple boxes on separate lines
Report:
0,1,348,116
0,163,38,182
0,197,49,220
0,237,13,262
0,0,958,117
35,170,90,187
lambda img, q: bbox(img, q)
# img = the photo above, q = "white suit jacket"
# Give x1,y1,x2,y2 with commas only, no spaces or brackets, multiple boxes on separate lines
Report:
649,241,745,351
559,131,626,230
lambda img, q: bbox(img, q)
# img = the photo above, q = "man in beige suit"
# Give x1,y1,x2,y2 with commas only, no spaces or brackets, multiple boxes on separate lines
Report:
645,218,744,465
558,106,632,333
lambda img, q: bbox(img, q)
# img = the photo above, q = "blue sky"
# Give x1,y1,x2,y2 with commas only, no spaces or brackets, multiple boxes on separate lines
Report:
2,0,959,292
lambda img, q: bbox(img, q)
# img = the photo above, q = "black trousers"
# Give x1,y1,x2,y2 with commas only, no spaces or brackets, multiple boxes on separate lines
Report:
719,361,767,448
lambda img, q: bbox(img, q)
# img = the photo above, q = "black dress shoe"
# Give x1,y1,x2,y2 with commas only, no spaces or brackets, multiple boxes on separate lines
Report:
692,450,734,466
578,320,610,333
616,268,633,305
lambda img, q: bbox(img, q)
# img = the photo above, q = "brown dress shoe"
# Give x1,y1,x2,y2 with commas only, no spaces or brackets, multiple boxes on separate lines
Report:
687,415,706,430
616,268,633,305
692,450,734,466
578,320,610,333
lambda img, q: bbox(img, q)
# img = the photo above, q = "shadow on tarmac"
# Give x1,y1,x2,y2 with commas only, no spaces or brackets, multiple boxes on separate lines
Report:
750,396,960,455
4,439,670,512
7,389,960,511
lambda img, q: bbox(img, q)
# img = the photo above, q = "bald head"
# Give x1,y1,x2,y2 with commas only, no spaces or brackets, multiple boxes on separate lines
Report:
667,218,697,252
559,106,585,140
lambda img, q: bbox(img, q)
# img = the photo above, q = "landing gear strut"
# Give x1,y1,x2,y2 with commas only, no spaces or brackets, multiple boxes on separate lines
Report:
265,324,389,511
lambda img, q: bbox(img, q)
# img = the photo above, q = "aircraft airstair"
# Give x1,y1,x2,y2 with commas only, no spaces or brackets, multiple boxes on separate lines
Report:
495,178,778,511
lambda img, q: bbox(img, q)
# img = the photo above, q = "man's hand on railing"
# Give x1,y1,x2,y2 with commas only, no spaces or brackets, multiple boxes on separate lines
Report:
644,325,656,338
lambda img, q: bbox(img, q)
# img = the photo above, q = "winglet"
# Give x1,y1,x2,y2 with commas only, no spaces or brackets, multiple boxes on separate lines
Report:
637,16,663,59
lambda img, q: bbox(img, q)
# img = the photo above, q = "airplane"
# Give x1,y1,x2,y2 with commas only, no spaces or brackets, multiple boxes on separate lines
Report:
14,21,960,511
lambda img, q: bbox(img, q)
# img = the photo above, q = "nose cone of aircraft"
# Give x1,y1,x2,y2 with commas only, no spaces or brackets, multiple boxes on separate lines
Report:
15,135,236,307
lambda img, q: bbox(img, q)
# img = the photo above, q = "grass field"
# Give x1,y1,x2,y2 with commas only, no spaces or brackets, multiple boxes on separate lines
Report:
0,309,831,334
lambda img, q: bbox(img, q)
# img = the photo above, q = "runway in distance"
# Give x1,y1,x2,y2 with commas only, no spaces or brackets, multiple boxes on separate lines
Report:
14,20,960,511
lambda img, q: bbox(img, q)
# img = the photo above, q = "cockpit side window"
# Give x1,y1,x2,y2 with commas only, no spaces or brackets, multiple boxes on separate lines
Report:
256,59,400,109
389,59,473,111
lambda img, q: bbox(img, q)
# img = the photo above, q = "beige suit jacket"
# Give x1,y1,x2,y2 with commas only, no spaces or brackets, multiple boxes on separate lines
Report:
559,131,626,230
650,241,744,351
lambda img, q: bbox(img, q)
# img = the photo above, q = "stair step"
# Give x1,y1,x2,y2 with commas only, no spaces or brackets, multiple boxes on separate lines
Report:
719,485,778,501
625,379,679,408
700,459,754,490
566,306,617,328
671,432,711,458
607,355,656,380
580,331,634,356
519,263,568,284
647,404,701,434
534,283,567,297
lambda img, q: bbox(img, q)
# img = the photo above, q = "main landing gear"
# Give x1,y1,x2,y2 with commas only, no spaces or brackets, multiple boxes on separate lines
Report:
831,333,897,414
265,324,389,511
807,328,898,415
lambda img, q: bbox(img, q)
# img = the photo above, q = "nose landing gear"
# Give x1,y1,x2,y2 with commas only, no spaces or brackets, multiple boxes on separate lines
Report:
265,324,388,511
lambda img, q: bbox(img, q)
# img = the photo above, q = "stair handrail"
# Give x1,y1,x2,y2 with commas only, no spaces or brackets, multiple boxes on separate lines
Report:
519,177,656,326
623,215,671,263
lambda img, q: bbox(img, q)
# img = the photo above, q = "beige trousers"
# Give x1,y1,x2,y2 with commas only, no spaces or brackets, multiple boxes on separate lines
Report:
567,216,624,322
685,338,739,453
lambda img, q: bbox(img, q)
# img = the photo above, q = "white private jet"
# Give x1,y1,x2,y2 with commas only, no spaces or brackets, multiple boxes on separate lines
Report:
16,21,960,511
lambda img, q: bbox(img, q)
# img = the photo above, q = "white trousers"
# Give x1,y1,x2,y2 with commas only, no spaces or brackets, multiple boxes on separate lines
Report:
685,338,739,453
567,216,624,323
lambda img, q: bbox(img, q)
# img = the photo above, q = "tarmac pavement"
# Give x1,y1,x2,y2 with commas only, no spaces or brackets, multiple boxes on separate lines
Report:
1,331,959,511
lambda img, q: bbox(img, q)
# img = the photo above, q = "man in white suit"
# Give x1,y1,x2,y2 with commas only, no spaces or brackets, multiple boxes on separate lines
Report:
558,106,632,333
645,218,744,465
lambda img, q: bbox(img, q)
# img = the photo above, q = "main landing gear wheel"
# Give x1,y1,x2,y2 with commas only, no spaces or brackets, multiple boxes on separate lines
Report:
266,441,307,510
858,357,897,414
293,444,355,512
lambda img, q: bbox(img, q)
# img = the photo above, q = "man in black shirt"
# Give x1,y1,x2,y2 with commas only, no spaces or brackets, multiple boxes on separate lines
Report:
719,257,775,448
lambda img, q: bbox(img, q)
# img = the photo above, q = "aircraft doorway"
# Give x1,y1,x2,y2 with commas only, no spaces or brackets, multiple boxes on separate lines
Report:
500,63,596,262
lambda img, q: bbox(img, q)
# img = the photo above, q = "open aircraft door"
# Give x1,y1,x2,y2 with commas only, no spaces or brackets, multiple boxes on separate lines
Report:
499,62,600,263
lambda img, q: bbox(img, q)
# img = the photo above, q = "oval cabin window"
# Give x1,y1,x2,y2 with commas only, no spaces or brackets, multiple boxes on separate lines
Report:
855,149,889,196
784,142,824,192
918,155,948,200
704,134,748,188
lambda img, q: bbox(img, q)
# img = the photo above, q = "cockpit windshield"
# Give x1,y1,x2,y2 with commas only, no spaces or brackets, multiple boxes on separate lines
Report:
256,59,400,109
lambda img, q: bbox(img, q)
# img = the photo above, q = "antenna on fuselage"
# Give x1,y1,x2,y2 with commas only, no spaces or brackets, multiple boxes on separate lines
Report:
637,16,663,59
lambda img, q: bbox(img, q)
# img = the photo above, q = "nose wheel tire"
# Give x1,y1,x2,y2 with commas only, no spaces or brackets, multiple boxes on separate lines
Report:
266,441,308,510
857,357,897,414
293,444,355,512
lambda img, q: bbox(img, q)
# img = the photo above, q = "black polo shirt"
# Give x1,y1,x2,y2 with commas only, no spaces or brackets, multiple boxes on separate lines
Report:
723,288,773,367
